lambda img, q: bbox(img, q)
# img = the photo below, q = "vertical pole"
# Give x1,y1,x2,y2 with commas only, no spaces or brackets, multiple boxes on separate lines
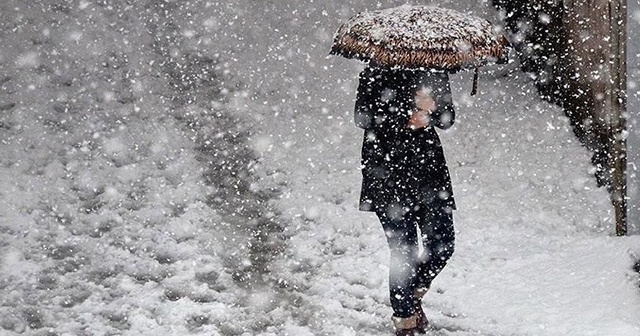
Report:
610,0,628,236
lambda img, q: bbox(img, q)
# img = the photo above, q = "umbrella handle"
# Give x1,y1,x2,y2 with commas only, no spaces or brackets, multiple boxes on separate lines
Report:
471,68,478,96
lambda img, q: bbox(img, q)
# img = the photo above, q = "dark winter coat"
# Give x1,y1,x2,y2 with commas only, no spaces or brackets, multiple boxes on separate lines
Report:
355,66,456,213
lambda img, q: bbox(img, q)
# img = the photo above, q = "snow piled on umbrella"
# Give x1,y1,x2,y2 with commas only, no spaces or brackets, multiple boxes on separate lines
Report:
331,5,509,70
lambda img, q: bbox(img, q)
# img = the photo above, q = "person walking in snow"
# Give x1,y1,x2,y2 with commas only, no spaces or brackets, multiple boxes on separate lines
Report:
354,66,456,336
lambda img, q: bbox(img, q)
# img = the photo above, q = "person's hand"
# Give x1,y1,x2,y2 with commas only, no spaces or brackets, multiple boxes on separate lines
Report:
407,109,430,129
415,89,436,112
407,89,435,130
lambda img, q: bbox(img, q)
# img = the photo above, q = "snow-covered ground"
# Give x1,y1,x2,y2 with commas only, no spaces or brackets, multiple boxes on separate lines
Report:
1,1,639,336
260,63,640,336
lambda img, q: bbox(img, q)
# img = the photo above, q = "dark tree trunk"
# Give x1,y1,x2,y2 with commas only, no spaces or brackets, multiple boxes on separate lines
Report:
492,0,628,235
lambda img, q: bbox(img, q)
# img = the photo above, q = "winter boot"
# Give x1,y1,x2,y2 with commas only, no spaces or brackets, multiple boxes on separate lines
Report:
392,315,417,336
413,288,429,334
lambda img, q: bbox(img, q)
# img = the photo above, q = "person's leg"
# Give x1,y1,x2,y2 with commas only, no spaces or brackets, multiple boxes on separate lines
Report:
415,205,455,290
376,209,420,319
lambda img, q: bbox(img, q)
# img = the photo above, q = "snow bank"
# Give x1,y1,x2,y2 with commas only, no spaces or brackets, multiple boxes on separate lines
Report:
0,1,284,334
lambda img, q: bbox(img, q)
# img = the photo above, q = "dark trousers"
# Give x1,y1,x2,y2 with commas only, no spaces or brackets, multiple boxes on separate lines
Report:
376,205,455,318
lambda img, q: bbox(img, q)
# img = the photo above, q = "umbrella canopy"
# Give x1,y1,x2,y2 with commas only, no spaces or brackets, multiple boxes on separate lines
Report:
330,5,509,70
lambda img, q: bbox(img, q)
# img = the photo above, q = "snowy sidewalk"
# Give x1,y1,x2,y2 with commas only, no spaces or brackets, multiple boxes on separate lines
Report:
1,1,638,335
259,69,640,336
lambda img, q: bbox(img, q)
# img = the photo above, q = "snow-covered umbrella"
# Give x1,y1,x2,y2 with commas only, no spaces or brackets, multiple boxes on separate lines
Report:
330,5,510,93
